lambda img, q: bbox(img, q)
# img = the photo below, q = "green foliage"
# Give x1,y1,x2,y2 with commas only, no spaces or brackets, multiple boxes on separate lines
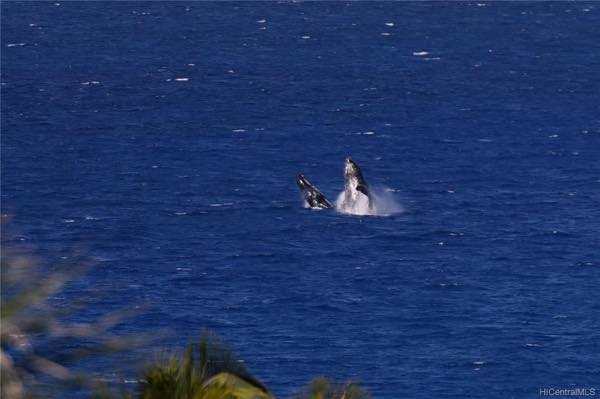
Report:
140,334,273,399
298,377,370,399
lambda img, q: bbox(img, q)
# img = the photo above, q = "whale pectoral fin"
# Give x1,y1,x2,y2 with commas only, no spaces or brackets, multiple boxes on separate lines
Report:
356,184,370,196
357,184,374,209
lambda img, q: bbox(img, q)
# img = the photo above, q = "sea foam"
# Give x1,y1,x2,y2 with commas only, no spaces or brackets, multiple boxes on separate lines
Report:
335,186,403,217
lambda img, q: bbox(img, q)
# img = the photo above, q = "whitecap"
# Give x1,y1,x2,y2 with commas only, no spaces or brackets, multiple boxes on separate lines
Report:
380,32,391,36
209,202,233,207
232,129,245,133
384,22,394,26
63,219,75,223
174,212,187,216
175,77,189,81
301,35,311,39
256,19,266,23
413,51,429,56
7,43,26,47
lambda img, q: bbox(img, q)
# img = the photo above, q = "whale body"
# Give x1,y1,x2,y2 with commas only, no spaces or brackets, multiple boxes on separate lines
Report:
341,157,372,210
296,174,333,209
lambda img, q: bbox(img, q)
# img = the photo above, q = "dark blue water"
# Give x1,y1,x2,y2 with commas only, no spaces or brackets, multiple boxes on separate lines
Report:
2,2,600,398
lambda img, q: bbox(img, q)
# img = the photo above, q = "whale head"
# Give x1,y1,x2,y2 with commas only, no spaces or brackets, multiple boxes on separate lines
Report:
296,174,313,191
344,157,365,185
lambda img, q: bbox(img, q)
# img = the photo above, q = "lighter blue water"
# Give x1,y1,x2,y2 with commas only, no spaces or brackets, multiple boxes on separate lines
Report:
2,2,600,398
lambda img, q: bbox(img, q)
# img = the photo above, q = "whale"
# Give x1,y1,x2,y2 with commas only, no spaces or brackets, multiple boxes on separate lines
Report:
296,174,333,209
342,157,372,210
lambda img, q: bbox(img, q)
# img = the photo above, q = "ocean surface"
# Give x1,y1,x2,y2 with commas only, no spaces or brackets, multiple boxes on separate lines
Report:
2,2,600,398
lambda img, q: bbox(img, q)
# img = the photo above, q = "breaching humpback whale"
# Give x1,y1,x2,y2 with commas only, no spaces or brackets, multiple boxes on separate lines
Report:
342,157,373,210
296,174,333,209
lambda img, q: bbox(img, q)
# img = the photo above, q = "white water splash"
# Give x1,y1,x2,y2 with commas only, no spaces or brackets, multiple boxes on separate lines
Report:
335,186,403,217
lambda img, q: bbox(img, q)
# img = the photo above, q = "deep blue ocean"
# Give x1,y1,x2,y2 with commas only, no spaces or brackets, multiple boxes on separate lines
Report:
2,2,600,398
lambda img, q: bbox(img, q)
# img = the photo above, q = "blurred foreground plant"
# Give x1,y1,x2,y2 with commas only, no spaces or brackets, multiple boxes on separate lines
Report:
0,234,143,398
